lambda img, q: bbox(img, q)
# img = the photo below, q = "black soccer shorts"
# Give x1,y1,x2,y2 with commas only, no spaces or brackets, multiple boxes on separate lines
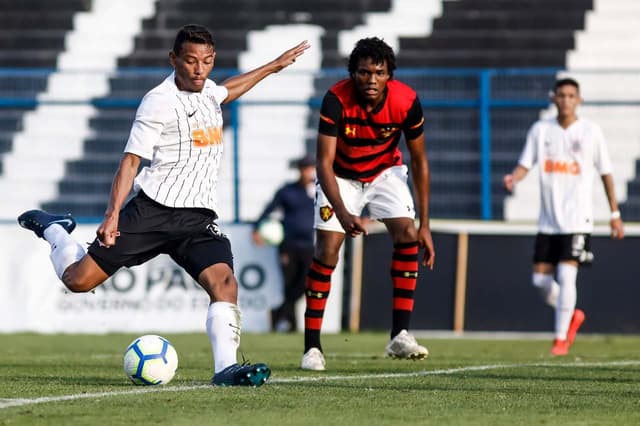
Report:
533,233,593,265
88,191,233,281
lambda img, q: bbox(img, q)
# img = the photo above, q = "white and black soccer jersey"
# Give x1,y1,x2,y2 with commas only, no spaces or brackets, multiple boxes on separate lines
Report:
518,117,613,234
124,72,228,213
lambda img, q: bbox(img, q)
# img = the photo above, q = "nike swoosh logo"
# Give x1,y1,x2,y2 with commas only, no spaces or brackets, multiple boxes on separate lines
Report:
188,110,196,117
51,218,73,227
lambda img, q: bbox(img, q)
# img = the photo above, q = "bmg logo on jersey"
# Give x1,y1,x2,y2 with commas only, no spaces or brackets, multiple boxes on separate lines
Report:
544,159,580,175
192,126,222,147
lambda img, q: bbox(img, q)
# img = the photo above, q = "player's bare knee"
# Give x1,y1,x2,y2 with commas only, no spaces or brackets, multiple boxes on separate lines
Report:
199,264,238,302
61,265,99,293
392,224,418,244
314,246,339,266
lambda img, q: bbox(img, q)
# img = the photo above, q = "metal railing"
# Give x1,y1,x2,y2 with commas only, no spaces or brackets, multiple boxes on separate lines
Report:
2,67,640,221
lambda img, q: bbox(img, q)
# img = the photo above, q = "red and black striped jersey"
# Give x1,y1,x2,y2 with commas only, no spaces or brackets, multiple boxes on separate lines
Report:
318,78,424,182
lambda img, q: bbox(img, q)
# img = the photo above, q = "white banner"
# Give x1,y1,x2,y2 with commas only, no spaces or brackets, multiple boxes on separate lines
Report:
0,223,342,334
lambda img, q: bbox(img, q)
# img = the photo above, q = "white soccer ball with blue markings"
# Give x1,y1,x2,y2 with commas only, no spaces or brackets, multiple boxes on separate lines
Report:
123,335,178,385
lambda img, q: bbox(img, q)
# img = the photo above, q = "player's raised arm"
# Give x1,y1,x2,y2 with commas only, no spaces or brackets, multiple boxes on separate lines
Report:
221,40,310,103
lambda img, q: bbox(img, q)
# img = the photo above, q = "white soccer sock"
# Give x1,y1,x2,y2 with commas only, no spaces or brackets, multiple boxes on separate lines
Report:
206,301,242,373
43,224,85,279
532,273,559,307
555,263,578,340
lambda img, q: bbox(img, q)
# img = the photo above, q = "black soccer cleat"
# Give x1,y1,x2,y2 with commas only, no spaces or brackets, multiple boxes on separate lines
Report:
211,362,271,387
18,209,77,239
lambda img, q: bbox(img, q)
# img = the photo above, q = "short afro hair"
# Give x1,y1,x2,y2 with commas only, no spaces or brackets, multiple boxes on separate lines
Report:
348,37,396,78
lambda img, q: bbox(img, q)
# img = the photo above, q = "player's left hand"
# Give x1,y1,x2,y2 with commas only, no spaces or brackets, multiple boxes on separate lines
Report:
610,218,624,240
418,225,435,269
272,40,311,72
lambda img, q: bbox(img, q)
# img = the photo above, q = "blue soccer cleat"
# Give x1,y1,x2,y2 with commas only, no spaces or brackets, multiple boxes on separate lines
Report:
211,362,271,387
18,209,76,238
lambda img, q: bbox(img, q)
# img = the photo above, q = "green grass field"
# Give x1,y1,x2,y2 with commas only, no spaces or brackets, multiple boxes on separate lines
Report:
1,332,639,425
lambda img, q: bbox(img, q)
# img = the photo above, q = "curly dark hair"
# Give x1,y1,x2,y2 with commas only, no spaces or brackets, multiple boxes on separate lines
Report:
172,24,215,56
348,37,396,78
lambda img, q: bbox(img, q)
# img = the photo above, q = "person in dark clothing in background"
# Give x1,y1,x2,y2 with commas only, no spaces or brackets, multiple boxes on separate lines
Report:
253,154,316,332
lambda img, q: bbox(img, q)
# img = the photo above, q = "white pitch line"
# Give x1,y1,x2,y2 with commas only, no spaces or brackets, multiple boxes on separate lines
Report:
273,360,640,383
1,360,638,410
0,385,210,410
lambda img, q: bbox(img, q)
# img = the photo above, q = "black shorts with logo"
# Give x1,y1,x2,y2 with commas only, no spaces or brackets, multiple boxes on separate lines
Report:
87,191,233,281
533,233,593,265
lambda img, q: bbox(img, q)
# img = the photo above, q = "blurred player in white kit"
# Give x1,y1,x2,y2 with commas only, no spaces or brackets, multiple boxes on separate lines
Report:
504,77,624,356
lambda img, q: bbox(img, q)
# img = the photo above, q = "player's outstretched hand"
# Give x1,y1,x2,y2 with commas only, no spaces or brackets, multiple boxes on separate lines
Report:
272,40,311,72
418,225,435,270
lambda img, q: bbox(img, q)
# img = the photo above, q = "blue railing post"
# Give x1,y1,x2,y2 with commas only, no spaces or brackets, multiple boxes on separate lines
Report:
231,100,240,223
479,69,492,220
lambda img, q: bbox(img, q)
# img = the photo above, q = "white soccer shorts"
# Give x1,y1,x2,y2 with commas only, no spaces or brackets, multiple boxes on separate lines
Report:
314,165,416,233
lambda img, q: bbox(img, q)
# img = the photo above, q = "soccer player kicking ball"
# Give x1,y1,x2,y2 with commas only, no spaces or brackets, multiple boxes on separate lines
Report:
504,78,624,356
301,37,435,371
18,24,309,386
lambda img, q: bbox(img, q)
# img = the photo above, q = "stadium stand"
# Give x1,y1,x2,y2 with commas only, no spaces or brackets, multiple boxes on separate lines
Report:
304,0,619,220
504,0,640,222
396,0,594,219
43,0,396,218
3,0,638,223
0,0,89,67
0,0,155,219
0,0,90,166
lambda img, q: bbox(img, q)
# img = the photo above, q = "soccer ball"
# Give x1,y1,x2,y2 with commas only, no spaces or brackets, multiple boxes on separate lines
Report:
123,335,178,385
258,219,284,245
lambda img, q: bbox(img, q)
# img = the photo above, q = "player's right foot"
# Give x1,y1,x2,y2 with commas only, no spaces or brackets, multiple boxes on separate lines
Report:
18,209,76,238
551,338,569,356
385,330,429,360
301,347,326,371
211,362,270,387
567,309,586,345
